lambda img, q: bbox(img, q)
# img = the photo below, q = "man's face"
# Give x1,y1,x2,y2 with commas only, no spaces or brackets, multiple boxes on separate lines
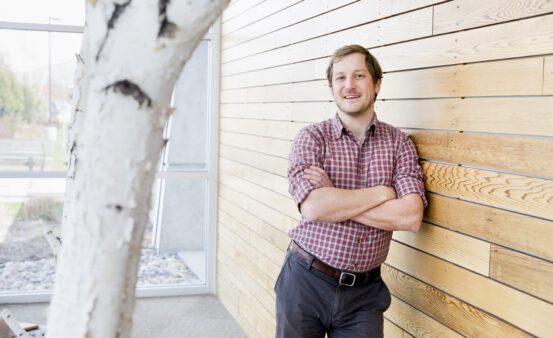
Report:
330,53,381,117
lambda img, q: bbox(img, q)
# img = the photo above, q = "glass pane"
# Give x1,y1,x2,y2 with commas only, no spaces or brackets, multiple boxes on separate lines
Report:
0,29,81,172
0,178,65,292
139,178,206,286
0,0,85,26
166,41,209,172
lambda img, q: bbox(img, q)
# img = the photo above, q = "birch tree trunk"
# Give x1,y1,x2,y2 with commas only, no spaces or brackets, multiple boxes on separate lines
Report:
47,1,229,337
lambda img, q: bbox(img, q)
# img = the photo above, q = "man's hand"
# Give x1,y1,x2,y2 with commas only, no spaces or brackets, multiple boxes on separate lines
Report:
303,166,334,188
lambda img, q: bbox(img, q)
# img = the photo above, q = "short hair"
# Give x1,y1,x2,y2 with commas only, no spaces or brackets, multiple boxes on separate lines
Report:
326,45,383,87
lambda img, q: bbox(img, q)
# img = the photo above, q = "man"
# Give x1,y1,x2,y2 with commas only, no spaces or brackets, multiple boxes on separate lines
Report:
274,45,427,338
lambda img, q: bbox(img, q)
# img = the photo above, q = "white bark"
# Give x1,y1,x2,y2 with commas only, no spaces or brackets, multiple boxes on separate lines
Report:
47,1,229,337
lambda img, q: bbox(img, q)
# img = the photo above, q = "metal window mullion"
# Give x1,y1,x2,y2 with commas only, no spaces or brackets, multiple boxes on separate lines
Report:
0,21,83,33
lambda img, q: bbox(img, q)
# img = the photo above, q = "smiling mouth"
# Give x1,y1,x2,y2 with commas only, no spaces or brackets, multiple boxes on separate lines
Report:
343,95,361,100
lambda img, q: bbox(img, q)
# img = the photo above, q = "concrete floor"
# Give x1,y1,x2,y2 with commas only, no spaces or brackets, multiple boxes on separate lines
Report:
2,295,247,338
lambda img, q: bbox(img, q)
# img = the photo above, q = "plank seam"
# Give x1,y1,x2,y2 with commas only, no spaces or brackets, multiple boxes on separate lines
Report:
382,263,536,338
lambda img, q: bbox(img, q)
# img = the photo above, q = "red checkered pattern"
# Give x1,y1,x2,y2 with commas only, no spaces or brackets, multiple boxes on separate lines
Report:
288,113,427,272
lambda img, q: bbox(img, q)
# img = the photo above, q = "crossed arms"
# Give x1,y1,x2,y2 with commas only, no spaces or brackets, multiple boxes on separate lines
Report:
301,166,424,232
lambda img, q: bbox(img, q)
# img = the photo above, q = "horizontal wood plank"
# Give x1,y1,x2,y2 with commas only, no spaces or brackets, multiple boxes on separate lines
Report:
222,0,301,36
220,102,335,122
220,144,289,176
392,222,490,275
374,13,553,72
220,157,289,196
219,196,290,251
219,171,297,218
219,207,286,267
385,295,464,338
217,263,275,337
386,241,553,337
222,0,266,23
220,131,291,158
433,0,553,34
222,0,356,54
220,57,544,102
384,318,409,338
222,0,440,67
545,56,553,94
220,98,553,136
425,193,553,262
490,245,553,303
409,130,553,178
218,235,277,315
222,7,433,74
381,57,544,98
382,264,533,338
221,117,307,141
219,183,297,234
217,279,264,338
375,97,553,136
423,161,553,220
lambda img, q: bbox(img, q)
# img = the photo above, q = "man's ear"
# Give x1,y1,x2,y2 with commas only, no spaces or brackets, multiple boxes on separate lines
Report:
375,79,382,95
329,83,335,98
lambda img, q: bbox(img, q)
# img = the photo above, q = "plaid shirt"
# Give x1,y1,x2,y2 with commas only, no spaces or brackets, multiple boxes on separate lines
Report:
288,113,427,272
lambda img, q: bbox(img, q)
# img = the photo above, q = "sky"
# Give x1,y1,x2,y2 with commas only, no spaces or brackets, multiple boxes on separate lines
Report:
0,1,84,74
0,0,85,26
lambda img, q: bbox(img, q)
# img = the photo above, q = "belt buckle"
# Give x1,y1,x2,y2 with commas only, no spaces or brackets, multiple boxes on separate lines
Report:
339,272,356,286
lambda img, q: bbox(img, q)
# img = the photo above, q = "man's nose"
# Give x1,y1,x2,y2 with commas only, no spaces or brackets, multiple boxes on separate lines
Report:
345,76,356,89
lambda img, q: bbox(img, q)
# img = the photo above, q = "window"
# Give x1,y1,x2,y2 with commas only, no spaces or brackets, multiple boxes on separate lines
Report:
0,7,220,301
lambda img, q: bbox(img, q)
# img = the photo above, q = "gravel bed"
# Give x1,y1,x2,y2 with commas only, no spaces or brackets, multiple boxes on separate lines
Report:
0,247,200,292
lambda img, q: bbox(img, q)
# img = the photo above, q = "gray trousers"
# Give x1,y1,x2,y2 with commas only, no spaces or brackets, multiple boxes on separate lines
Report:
275,251,391,338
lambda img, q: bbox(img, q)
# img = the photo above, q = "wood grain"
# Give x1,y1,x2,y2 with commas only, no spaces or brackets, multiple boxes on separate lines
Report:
222,0,440,72
392,222,490,275
433,0,553,34
220,157,289,197
422,161,553,220
386,241,553,337
222,0,356,58
373,13,553,72
220,131,291,158
385,295,464,338
375,97,553,136
490,245,553,303
382,264,533,338
219,171,297,219
545,56,553,94
221,57,544,102
220,144,289,177
222,0,301,37
222,7,432,75
409,130,553,178
425,193,553,262
219,183,297,234
219,195,290,251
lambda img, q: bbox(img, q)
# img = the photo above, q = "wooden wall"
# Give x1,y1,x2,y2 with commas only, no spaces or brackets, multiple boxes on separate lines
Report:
217,1,553,337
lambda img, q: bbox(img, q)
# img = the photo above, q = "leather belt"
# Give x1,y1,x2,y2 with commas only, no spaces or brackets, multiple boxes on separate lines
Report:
289,241,380,287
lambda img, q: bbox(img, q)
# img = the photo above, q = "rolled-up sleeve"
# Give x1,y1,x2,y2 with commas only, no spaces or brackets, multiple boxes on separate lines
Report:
393,134,428,208
288,127,324,210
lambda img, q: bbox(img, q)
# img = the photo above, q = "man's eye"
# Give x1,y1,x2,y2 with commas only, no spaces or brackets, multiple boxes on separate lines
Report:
355,74,365,79
335,76,345,81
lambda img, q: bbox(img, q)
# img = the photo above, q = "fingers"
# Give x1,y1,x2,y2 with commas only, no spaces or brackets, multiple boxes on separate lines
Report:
303,166,333,188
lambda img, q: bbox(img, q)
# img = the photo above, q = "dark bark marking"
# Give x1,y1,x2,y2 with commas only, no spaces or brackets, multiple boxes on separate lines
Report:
104,80,152,108
96,0,132,61
158,0,177,38
107,204,123,212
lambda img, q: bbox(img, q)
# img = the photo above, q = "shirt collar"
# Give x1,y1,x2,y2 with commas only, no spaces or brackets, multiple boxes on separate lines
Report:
331,112,378,140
